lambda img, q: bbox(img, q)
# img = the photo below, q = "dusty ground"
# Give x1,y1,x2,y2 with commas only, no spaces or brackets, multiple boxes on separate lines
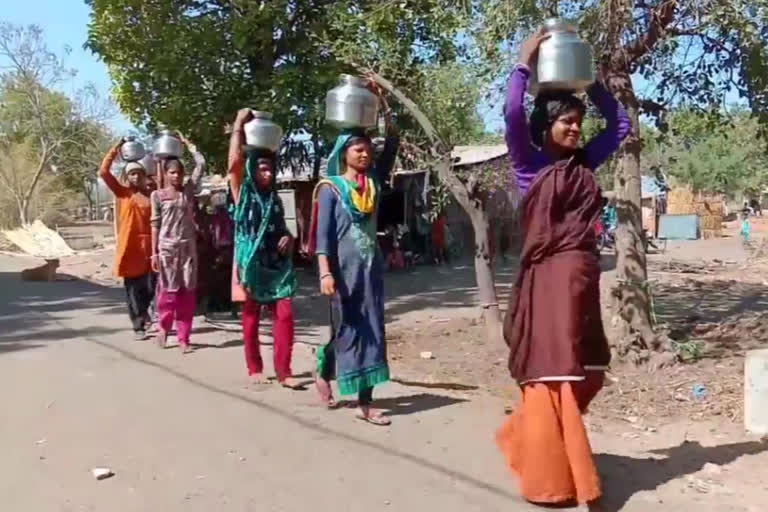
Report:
2,222,768,511
390,226,768,425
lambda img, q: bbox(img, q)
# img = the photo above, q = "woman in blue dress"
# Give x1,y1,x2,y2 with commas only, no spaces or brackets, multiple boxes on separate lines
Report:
310,97,399,425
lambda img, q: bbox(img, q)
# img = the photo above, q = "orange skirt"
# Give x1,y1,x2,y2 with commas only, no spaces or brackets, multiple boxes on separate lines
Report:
496,373,603,505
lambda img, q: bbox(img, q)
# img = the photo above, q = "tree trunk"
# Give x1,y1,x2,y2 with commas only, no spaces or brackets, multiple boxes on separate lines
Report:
367,71,502,339
16,195,28,226
82,179,95,214
468,207,502,341
609,72,665,356
20,149,50,226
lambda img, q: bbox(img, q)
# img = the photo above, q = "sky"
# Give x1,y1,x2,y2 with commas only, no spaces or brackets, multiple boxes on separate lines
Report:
2,0,134,133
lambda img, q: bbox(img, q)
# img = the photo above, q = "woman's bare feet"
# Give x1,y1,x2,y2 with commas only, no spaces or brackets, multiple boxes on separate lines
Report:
155,330,168,349
179,343,194,354
356,406,391,426
314,374,337,408
249,373,270,385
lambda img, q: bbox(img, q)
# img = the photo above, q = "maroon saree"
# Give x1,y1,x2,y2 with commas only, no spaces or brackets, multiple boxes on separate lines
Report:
503,154,611,383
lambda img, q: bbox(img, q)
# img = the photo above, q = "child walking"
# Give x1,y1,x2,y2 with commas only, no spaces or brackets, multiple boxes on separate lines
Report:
150,134,206,353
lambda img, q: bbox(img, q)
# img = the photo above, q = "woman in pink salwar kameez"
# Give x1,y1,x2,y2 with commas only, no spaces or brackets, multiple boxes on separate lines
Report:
150,135,206,353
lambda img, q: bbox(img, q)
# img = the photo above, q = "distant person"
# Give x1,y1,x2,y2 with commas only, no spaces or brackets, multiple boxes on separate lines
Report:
602,202,617,231
415,208,432,260
207,191,235,316
150,134,206,353
431,213,447,264
749,199,761,217
498,28,630,509
194,190,214,314
99,140,155,341
386,239,406,270
741,212,752,243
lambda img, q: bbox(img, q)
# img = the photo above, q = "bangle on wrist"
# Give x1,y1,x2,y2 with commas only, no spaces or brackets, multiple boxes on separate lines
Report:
319,273,332,281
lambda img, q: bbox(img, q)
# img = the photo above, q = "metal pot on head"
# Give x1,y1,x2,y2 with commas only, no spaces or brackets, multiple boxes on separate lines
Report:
530,18,595,95
243,111,283,153
121,135,146,162
140,152,156,176
153,129,183,159
325,74,379,130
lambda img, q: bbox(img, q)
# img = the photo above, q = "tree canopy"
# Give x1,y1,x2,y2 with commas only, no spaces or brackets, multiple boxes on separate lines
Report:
85,0,490,169
645,109,768,195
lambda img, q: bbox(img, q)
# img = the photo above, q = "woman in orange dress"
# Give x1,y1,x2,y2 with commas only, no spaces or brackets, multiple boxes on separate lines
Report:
99,140,155,340
497,29,630,509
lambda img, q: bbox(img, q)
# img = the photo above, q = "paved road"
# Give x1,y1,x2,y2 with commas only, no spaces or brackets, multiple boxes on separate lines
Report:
1,253,762,512
0,254,534,512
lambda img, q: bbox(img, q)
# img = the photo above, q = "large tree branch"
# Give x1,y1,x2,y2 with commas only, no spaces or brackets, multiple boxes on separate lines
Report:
364,70,471,209
624,0,678,64
365,71,444,149
638,97,667,116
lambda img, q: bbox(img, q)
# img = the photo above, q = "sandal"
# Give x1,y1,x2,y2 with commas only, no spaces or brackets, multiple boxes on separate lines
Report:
279,377,306,391
314,374,337,409
355,408,391,426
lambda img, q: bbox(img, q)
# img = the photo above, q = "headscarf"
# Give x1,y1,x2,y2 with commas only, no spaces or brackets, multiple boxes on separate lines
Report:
529,92,587,147
306,130,378,254
323,129,376,222
326,129,371,177
232,149,296,302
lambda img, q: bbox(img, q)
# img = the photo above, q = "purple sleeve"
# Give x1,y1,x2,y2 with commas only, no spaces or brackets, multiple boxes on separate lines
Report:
504,65,536,194
315,186,336,257
583,81,632,169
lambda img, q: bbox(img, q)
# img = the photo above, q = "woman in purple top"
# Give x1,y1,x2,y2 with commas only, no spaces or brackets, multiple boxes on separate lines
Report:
496,31,630,510
505,38,631,196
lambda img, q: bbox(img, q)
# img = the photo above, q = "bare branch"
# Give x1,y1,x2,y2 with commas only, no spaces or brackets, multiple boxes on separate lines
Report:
624,0,679,64
363,70,473,209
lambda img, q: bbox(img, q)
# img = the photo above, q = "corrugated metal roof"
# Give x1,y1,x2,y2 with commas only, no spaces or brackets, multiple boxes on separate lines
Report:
451,145,508,167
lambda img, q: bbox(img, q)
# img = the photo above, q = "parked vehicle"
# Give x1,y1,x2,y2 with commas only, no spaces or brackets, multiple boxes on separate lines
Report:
596,218,615,253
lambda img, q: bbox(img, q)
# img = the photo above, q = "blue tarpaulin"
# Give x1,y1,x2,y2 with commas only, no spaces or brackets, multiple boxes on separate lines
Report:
658,214,699,240
642,175,666,199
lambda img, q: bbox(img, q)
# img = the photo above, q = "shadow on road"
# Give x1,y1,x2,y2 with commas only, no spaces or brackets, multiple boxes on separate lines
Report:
597,440,768,511
0,260,516,501
0,271,125,351
375,393,468,417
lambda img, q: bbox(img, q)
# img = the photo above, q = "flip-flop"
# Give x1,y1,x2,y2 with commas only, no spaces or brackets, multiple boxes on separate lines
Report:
355,411,391,426
279,378,307,391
